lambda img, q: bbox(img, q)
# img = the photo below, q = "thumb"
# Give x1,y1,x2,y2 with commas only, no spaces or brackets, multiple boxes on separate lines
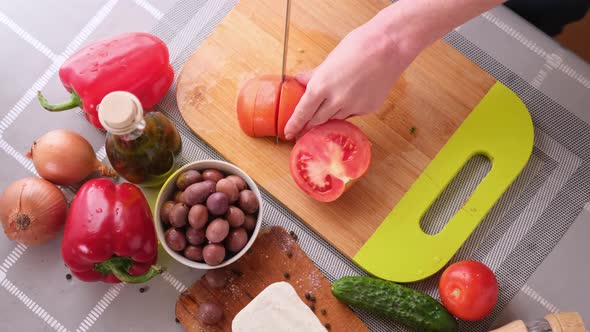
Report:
294,69,315,86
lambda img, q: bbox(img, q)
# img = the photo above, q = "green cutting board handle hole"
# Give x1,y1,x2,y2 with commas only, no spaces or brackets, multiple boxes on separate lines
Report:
420,154,492,235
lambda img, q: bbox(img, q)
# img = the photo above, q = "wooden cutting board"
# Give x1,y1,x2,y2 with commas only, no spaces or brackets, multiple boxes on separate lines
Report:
176,226,368,331
176,0,497,259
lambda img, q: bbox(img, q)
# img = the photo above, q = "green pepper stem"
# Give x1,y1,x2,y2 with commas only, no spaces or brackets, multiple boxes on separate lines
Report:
37,90,82,111
95,256,165,284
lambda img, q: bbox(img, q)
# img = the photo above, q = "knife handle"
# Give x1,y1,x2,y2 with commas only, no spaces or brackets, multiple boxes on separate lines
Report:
490,312,586,332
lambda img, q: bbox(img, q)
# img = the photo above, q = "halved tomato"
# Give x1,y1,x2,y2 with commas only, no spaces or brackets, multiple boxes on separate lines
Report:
289,120,371,202
236,74,305,140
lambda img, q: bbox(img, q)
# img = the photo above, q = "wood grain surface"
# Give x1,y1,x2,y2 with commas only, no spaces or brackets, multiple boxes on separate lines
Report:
176,226,368,331
176,0,497,259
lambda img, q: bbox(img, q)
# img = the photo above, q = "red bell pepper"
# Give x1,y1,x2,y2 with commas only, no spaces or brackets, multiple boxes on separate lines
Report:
37,32,174,130
61,178,164,283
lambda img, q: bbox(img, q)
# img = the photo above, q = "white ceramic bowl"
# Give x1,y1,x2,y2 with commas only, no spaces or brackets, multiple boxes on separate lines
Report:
154,160,262,269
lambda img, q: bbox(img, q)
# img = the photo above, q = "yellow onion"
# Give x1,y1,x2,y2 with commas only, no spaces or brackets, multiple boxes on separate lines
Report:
27,129,117,185
0,177,68,245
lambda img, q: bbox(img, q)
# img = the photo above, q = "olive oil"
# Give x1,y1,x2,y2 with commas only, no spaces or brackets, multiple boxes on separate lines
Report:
98,91,182,187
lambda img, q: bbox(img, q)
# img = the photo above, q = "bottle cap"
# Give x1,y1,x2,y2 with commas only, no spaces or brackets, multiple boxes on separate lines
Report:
98,91,144,135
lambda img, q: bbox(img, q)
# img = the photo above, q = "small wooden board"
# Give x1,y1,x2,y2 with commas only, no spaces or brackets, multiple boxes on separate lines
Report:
176,226,368,331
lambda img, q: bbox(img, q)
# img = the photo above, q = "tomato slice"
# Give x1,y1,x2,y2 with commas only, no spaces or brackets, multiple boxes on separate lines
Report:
289,120,371,202
438,260,498,321
236,76,259,136
253,75,281,137
277,77,305,140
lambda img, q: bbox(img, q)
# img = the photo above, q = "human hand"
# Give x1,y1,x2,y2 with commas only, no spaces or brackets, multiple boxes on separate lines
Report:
283,22,416,140
282,0,507,140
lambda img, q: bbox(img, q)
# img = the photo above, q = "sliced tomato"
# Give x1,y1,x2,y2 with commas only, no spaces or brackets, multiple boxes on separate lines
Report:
236,75,280,137
236,74,305,140
236,76,260,136
289,120,371,202
277,77,305,140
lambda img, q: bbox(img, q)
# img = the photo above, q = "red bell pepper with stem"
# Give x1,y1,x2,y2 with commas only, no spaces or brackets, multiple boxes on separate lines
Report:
61,178,164,283
37,32,174,130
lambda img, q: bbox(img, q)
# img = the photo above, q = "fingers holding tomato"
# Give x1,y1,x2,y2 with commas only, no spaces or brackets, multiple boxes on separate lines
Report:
277,77,306,140
438,260,498,321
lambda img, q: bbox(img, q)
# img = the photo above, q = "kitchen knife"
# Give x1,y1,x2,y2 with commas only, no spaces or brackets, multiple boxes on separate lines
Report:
277,0,292,144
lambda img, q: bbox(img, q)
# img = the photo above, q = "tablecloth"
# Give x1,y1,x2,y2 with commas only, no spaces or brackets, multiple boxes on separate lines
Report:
0,1,588,331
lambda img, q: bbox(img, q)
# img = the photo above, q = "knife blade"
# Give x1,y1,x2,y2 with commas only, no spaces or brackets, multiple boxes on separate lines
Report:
280,0,291,83
277,0,292,144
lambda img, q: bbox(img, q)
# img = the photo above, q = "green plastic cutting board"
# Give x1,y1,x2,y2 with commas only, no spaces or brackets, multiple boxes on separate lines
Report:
353,82,534,283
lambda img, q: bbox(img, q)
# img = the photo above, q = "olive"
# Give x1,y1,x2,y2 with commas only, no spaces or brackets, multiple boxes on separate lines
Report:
203,244,226,266
202,169,224,183
188,204,208,229
169,203,189,228
225,206,245,228
184,181,215,205
226,175,247,191
216,178,239,203
160,200,176,226
206,218,230,243
184,245,204,262
165,228,187,252
207,192,229,216
202,180,217,194
238,190,259,214
176,170,202,191
243,214,257,232
225,227,248,253
198,302,223,325
174,191,184,203
186,227,206,245
204,269,227,289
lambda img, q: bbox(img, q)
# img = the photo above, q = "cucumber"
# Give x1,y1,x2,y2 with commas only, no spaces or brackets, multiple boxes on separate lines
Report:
332,276,457,332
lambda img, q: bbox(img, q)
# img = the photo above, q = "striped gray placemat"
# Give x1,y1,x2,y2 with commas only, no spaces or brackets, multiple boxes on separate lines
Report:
0,1,588,331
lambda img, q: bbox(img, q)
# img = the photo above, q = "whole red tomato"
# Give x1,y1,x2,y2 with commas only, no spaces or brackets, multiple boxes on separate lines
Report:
438,260,498,321
289,119,372,202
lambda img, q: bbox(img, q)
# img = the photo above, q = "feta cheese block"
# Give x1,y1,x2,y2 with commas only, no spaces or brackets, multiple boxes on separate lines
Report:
232,282,328,332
